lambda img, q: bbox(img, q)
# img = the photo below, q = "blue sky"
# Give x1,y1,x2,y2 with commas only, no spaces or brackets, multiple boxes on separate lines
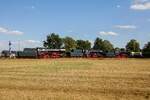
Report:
0,0,150,51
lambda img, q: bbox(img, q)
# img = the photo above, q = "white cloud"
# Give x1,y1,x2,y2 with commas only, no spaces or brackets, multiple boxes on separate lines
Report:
0,27,24,35
31,6,35,9
25,40,40,44
67,30,73,33
89,40,94,47
0,42,4,47
116,5,121,8
99,31,118,36
20,40,41,50
25,6,36,10
115,25,137,29
0,27,7,33
0,41,9,52
133,0,149,3
131,1,150,10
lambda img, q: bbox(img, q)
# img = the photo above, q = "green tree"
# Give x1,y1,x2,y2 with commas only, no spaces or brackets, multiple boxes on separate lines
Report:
115,47,120,51
93,38,114,52
142,42,150,57
103,40,114,52
143,42,150,52
43,33,63,49
63,37,77,51
120,48,126,52
76,40,91,50
126,39,140,52
93,38,103,50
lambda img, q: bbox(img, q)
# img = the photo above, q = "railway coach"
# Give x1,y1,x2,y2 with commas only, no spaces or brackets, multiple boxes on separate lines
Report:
17,47,66,58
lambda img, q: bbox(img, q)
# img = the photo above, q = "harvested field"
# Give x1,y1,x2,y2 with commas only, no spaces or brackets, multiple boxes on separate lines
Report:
0,58,150,100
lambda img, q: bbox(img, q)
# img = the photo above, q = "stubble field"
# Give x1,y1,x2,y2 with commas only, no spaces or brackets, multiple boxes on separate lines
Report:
0,58,150,100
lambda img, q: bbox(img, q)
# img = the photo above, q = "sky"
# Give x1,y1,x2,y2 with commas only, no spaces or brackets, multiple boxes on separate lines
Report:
0,0,150,51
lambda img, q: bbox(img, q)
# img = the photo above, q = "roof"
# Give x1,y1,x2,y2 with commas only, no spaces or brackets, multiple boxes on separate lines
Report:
37,47,66,52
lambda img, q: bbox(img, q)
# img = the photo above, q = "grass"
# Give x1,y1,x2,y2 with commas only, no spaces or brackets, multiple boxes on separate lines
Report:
0,58,150,100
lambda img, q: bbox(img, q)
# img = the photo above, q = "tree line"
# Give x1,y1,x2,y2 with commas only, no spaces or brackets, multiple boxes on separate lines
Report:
43,33,150,53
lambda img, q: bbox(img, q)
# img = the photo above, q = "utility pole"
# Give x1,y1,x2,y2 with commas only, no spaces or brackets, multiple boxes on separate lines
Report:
9,41,12,58
18,40,20,51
